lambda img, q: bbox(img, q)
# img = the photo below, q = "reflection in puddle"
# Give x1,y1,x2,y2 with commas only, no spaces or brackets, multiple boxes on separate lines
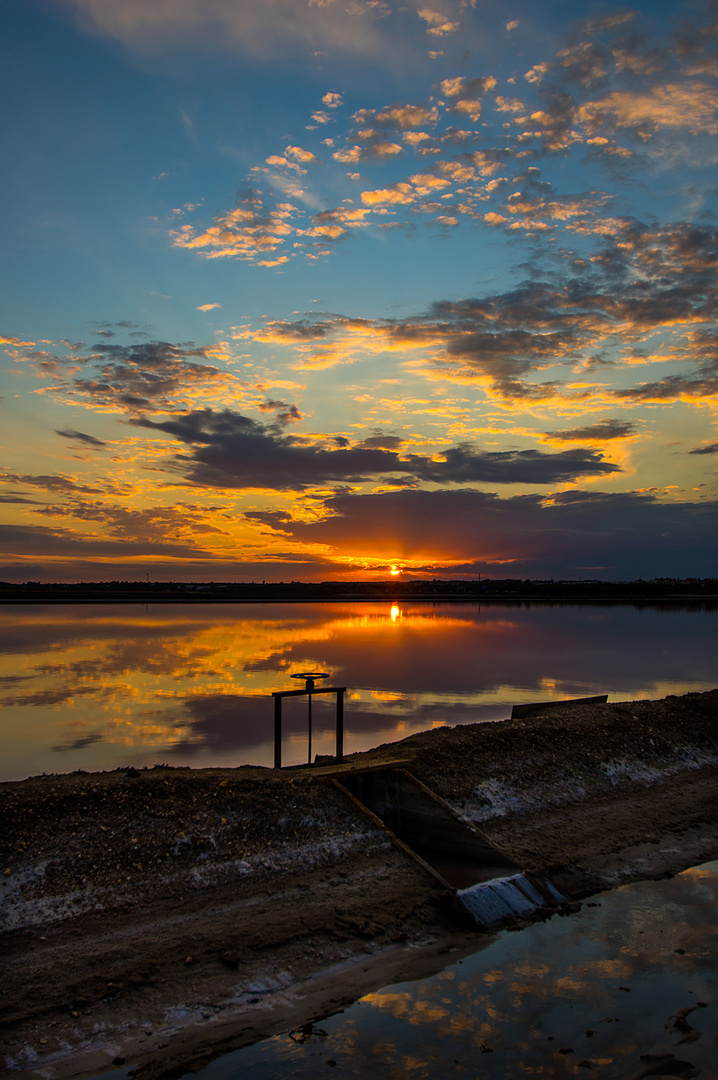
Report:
192,861,718,1079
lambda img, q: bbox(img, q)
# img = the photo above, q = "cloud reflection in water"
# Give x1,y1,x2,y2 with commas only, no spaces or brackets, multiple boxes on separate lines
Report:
201,862,718,1079
0,601,716,779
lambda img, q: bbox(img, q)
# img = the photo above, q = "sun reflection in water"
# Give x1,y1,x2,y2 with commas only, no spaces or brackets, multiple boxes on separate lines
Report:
2,602,717,779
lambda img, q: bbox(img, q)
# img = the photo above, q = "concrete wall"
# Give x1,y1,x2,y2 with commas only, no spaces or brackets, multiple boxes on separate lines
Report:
341,768,518,877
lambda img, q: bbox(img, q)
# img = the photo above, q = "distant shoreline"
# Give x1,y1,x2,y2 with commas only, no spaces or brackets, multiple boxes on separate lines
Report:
2,578,718,604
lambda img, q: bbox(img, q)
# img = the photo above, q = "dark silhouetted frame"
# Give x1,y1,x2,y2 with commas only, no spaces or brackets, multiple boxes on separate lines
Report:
271,674,346,768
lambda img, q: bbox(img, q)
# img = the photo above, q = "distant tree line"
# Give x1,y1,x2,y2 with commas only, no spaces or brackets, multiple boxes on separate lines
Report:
1,577,717,603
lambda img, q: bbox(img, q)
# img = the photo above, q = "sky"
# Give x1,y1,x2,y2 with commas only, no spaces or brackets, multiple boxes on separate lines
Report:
2,0,718,583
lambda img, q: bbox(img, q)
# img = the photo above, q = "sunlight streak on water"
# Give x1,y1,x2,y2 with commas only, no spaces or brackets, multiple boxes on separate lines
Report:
1,600,716,780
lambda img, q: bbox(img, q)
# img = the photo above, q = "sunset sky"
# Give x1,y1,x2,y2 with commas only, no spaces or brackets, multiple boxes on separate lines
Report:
2,0,718,581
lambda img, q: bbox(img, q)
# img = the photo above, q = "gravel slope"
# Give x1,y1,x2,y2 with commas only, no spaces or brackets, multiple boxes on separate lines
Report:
2,690,717,1079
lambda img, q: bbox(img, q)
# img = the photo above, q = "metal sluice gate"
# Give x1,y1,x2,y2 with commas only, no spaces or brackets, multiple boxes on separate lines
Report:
271,672,346,769
268,680,569,931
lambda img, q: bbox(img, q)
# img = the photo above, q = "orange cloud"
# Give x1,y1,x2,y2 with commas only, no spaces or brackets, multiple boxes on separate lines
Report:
172,199,297,263
418,9,459,36
372,104,439,129
579,84,718,137
361,182,416,206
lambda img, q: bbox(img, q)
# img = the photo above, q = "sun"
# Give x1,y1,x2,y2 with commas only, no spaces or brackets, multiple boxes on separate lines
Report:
390,565,402,576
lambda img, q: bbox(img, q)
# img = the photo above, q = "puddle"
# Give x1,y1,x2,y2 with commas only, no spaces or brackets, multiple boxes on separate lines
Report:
187,861,718,1079
80,861,718,1079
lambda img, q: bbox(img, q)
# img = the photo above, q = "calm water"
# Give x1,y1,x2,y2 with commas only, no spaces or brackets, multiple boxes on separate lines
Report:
1,600,716,781
191,862,718,1080
89,860,718,1080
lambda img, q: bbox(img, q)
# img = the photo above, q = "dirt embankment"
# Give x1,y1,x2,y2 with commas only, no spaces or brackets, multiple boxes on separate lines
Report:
2,690,718,1080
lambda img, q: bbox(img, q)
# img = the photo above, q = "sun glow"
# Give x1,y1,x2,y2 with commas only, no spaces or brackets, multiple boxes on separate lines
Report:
390,565,402,575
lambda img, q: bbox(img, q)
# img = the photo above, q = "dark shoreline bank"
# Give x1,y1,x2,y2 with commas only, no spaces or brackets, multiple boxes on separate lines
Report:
3,691,718,1079
2,577,718,605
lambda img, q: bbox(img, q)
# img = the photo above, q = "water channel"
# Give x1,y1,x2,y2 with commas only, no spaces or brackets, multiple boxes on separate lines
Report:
89,860,718,1080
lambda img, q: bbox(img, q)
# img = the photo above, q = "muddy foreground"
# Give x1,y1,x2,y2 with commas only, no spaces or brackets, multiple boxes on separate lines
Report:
2,691,718,1079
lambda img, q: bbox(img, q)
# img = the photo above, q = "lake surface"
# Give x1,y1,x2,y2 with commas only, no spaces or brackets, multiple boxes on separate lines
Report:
1,600,716,782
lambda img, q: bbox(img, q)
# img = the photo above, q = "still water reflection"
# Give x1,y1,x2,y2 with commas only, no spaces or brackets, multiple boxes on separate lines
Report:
1,601,716,781
98,860,718,1080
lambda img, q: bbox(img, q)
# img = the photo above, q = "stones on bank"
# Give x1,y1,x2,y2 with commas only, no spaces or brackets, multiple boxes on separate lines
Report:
2,690,718,1079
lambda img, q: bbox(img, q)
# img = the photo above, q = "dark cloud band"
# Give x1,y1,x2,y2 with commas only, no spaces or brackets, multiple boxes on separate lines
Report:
133,408,619,489
246,487,718,579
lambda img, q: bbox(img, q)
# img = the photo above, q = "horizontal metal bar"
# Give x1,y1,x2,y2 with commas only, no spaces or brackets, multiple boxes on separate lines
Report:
271,686,347,699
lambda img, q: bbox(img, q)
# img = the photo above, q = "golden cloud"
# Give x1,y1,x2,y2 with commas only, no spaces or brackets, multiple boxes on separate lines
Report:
172,201,297,263
451,99,482,121
373,104,439,129
579,83,718,137
361,182,416,206
332,145,364,163
372,140,404,158
418,8,459,35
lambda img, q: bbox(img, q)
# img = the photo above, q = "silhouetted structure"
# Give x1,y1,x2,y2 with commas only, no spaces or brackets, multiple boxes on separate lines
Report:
271,672,346,768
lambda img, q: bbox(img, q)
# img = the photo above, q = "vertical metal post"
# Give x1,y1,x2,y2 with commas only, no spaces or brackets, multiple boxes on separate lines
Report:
274,694,282,770
272,674,345,769
336,688,344,763
304,675,315,766
307,692,312,764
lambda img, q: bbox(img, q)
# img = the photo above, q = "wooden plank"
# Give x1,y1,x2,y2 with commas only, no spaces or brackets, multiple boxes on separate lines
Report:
511,694,608,719
298,756,415,776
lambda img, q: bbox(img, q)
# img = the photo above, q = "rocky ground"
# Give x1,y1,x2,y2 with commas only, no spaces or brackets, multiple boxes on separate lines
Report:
2,690,718,1080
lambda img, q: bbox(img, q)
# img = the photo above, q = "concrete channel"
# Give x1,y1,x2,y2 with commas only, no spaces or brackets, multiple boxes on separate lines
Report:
330,763,566,930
